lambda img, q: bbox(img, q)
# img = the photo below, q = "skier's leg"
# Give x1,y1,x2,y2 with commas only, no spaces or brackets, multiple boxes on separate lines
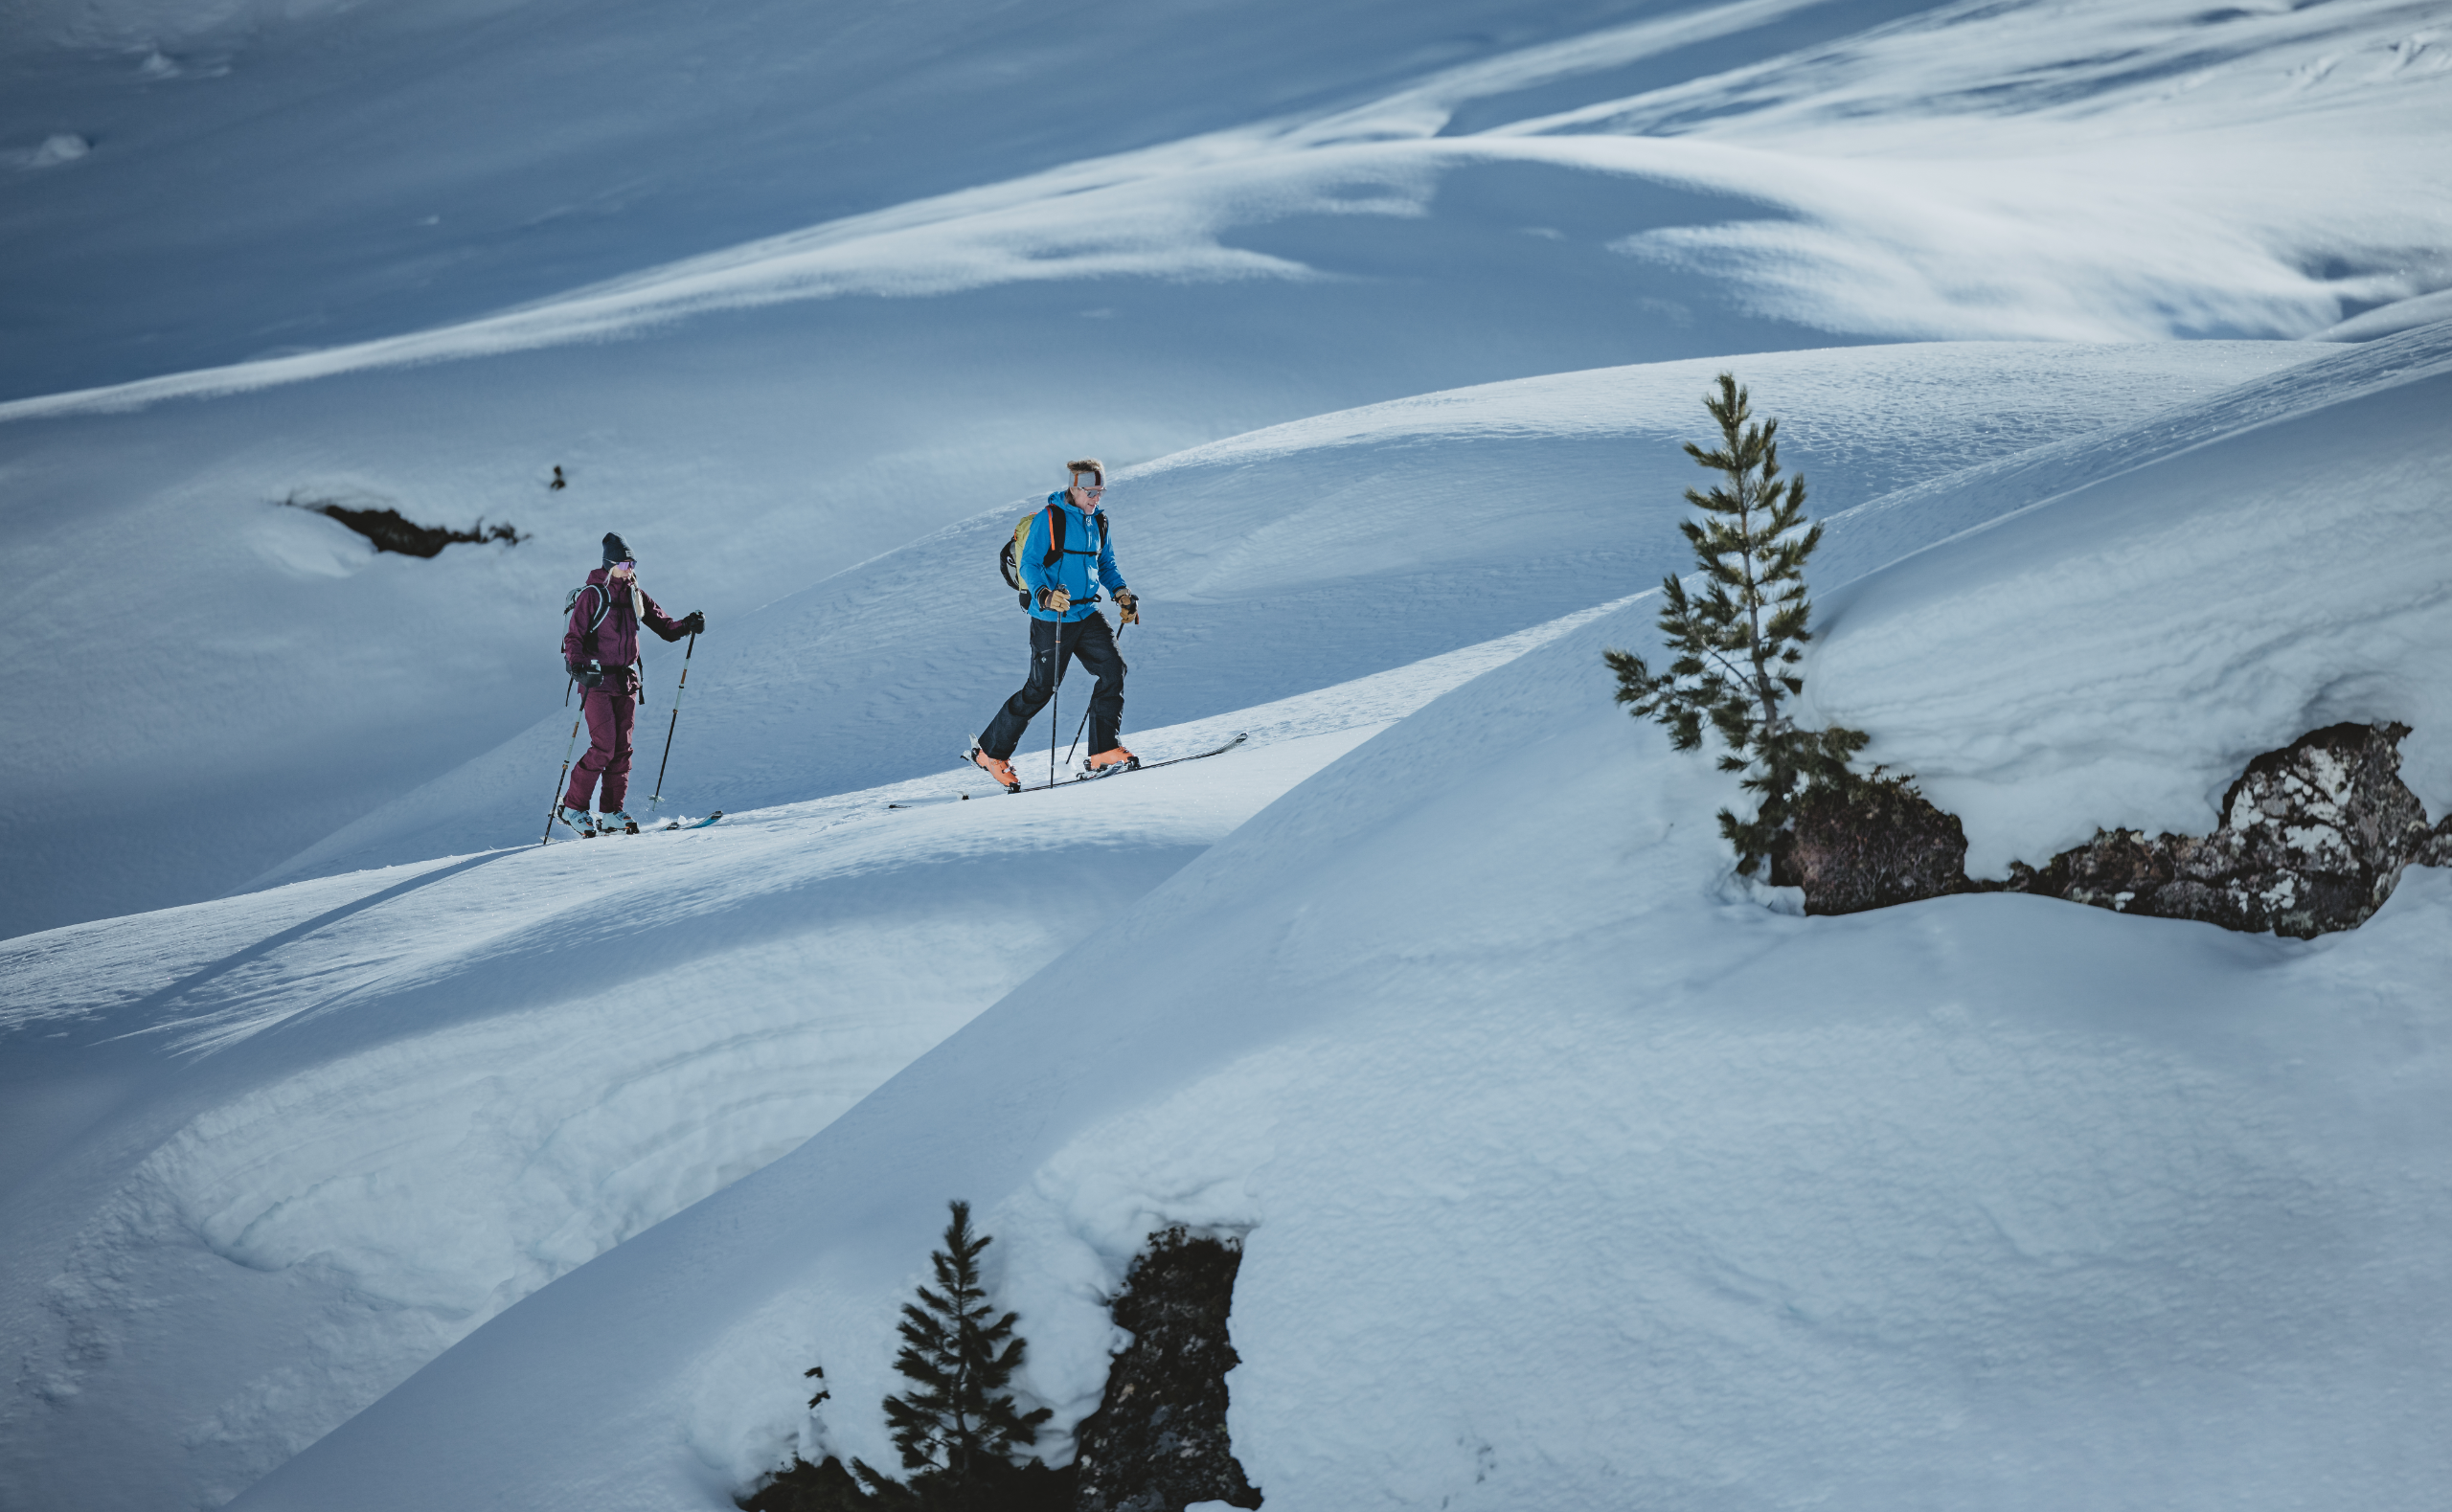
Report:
978,618,1059,759
1074,614,1127,756
598,690,637,810
567,687,618,808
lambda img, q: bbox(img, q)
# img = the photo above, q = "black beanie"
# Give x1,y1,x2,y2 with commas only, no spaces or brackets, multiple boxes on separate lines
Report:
602,531,634,565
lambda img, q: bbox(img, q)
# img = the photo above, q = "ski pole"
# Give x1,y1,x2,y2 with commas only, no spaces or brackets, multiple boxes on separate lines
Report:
647,632,697,812
1049,627,1061,790
1067,618,1124,765
542,682,581,846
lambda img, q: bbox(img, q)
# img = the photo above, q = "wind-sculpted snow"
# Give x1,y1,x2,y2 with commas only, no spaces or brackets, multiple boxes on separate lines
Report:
216,332,2452,1509
4,1,2448,1504
255,341,2325,894
0,711,1379,1512
11,331,2451,1510
5,0,2441,417
1804,319,2452,870
9,0,2447,937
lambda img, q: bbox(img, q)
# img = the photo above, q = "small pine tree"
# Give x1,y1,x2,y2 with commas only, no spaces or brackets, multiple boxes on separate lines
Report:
851,1201,1053,1512
1604,372,1868,874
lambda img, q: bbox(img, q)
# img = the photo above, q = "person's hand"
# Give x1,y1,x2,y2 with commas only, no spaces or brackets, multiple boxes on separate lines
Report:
679,610,706,635
1116,589,1140,625
1041,586,1073,613
578,660,604,688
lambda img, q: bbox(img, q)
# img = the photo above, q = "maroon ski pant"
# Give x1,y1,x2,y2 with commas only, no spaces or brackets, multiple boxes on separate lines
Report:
563,683,635,811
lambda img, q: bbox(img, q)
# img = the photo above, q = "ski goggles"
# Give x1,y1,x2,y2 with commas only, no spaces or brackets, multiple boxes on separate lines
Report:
1073,477,1105,494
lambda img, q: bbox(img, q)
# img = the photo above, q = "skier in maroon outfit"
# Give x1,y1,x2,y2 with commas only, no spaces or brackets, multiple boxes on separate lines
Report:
558,532,703,835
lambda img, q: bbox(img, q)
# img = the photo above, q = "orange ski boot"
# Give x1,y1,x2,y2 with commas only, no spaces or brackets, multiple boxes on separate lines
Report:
966,739,1022,793
1081,746,1140,779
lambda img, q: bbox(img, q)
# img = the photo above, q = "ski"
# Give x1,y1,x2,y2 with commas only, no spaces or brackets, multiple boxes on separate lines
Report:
549,809,722,840
891,733,1247,808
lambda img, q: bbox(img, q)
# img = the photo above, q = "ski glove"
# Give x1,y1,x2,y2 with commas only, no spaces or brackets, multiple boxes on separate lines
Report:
678,610,706,636
568,659,604,689
1038,586,1073,613
1115,589,1140,625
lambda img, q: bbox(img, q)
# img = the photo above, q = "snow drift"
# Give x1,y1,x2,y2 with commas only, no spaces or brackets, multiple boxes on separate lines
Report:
218,321,2452,1512
9,0,2452,937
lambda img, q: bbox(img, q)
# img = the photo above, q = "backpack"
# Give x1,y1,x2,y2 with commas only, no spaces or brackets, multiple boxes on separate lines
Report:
564,581,613,660
997,502,1107,610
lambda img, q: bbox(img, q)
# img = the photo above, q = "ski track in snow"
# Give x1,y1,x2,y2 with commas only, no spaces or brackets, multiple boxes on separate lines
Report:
7,0,2452,937
248,339,2331,898
4,2,2451,1508
0,620,1613,1511
217,319,2452,1507
10,321,2452,1512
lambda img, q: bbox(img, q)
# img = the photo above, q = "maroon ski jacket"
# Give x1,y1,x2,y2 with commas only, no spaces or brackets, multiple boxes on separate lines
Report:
563,566,686,673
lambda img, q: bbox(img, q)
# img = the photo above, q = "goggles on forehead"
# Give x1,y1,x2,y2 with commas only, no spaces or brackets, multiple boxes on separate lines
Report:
1073,473,1104,489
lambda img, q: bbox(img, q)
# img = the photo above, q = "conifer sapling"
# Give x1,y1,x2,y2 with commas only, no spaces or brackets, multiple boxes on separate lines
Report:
851,1201,1053,1510
1605,372,1868,874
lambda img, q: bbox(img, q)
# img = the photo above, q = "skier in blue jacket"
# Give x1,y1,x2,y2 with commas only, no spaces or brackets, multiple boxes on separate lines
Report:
968,459,1140,791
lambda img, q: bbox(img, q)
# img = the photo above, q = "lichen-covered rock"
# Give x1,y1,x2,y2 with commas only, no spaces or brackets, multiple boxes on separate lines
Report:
1772,775,1976,914
2006,722,2436,937
1069,1229,1260,1512
1767,722,2445,937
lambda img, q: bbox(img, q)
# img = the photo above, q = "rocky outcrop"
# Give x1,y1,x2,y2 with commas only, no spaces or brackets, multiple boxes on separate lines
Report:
742,1228,1259,1512
740,1454,872,1512
284,490,525,556
2001,722,2445,937
1774,722,2452,937
1070,1229,1261,1512
1772,773,1977,913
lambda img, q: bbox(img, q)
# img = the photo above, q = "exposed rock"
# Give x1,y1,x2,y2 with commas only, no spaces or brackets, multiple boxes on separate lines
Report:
2002,722,2437,937
740,1454,869,1512
284,490,525,556
1070,1229,1261,1512
742,1229,1257,1512
738,1453,1073,1511
1772,722,2447,938
1772,774,1976,914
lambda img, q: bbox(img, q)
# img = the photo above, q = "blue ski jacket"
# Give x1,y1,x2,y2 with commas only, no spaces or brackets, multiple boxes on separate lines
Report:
1020,491,1128,622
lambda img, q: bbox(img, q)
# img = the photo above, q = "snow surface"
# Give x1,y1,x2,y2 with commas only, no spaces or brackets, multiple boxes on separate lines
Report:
7,1,2452,1508
9,0,2452,937
0,712,1380,1511
259,338,2329,891
11,325,2452,1511
212,324,2452,1512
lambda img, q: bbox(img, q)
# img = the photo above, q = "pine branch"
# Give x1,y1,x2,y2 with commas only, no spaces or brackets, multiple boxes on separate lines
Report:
1601,372,1871,875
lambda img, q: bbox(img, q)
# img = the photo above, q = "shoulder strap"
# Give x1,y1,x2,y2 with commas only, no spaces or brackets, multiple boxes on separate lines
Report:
579,581,609,660
1041,503,1067,568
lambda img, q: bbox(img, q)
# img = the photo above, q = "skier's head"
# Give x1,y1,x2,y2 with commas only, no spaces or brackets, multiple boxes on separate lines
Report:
602,531,634,567
1065,458,1105,508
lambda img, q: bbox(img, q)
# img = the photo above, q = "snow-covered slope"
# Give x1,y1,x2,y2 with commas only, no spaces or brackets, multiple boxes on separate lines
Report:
8,1,2452,1507
9,0,2452,937
214,320,2452,1512
259,338,2326,891
0,704,1385,1512
9,324,2449,1512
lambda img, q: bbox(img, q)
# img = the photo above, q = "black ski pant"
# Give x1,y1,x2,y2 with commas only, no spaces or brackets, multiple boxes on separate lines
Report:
980,613,1125,761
